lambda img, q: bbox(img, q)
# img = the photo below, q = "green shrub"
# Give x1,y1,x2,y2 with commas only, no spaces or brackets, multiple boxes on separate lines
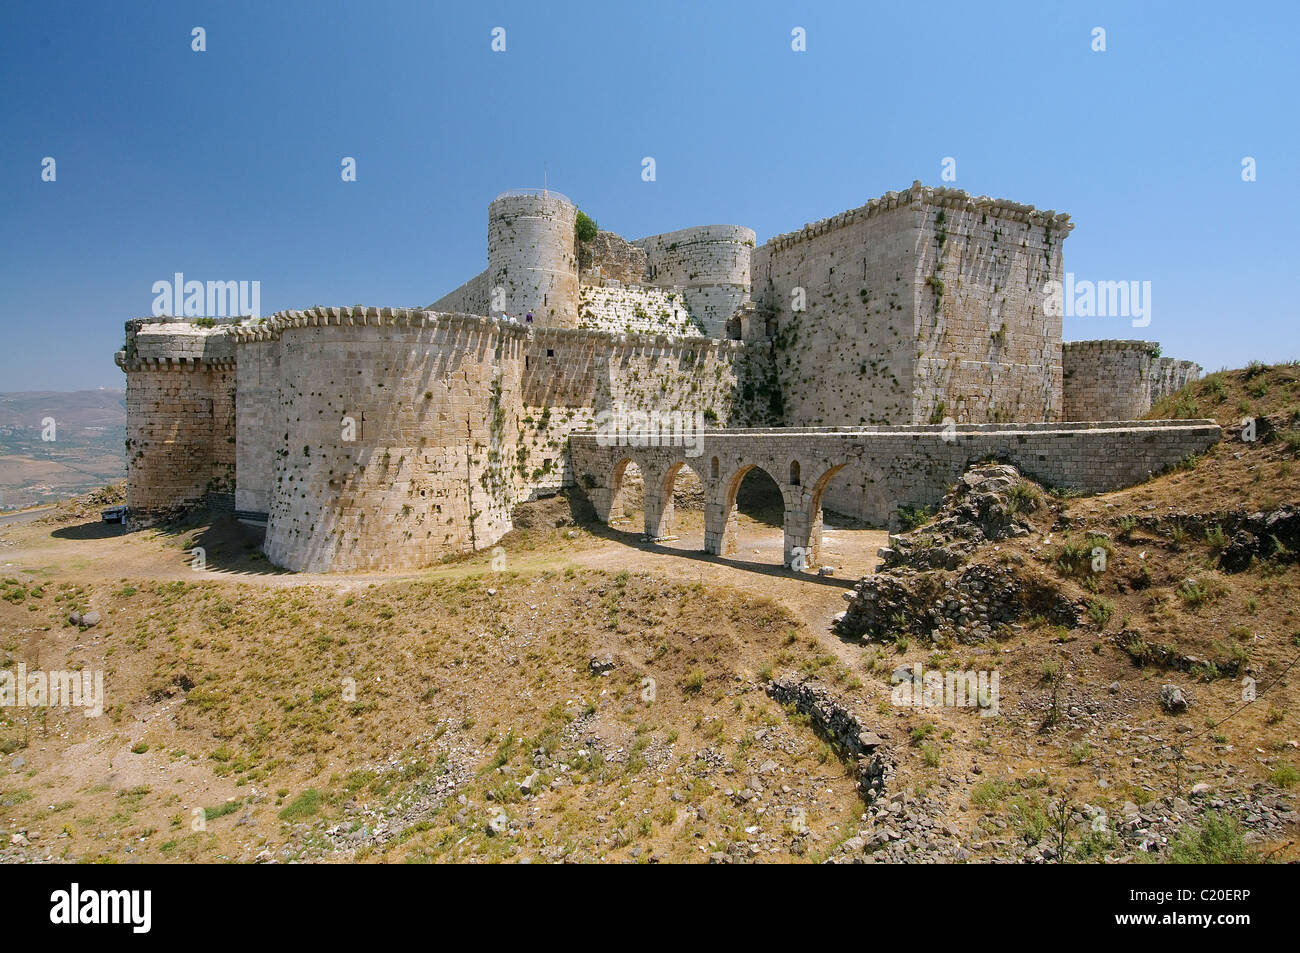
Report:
1006,481,1041,515
1205,524,1228,552
279,788,323,821
1269,763,1299,788
1085,598,1114,627
971,777,1011,807
1168,812,1259,863
897,505,931,530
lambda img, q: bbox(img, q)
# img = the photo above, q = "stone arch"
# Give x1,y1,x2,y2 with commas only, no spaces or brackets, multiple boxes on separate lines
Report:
785,462,848,569
606,455,637,522
646,459,702,540
817,463,892,527
807,463,847,516
705,462,784,559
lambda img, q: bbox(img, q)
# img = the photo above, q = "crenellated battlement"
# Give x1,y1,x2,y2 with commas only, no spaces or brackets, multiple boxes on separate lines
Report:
762,180,1073,255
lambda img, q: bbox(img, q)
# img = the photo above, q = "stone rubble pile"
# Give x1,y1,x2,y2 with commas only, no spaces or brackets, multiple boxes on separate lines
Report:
838,464,1074,643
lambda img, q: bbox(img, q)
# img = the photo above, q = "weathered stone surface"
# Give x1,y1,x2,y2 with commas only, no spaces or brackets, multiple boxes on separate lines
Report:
1217,505,1300,573
1063,340,1200,421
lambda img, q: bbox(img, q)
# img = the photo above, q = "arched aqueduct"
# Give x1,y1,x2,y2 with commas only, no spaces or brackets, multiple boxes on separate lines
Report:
570,421,1222,569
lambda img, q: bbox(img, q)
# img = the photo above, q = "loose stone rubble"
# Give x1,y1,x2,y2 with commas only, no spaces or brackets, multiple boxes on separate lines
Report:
838,464,1076,643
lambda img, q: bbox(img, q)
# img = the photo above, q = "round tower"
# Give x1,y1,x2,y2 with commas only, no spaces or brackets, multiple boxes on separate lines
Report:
634,225,755,337
488,189,579,328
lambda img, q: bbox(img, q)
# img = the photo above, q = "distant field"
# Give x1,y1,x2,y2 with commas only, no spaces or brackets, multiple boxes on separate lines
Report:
0,389,125,510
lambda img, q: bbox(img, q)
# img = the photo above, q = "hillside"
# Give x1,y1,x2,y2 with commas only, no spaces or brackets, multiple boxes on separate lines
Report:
0,511,872,863
829,363,1300,862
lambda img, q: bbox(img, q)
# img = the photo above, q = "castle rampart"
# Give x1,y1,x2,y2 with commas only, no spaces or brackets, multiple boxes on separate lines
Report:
429,267,489,316
634,225,754,338
115,319,237,523
579,230,648,286
1062,340,1201,420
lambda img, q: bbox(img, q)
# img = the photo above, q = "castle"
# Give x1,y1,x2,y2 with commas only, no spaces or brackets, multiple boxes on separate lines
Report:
115,181,1202,572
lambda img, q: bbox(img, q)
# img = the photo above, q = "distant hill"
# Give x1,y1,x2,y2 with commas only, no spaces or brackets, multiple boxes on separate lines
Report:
0,389,125,511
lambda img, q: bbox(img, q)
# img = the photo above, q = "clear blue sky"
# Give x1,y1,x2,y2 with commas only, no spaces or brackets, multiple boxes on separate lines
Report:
1,0,1296,391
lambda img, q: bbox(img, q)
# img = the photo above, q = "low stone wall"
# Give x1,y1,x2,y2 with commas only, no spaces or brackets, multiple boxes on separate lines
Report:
765,674,891,802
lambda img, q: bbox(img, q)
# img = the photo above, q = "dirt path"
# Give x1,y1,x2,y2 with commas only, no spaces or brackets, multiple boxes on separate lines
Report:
0,510,886,667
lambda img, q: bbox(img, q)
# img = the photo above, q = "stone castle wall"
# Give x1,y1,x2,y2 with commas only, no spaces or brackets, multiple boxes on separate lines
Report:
1062,340,1201,420
912,187,1066,424
159,307,773,570
578,284,702,336
1153,356,1203,405
429,268,489,316
748,184,1070,521
228,310,529,572
516,328,764,497
751,191,921,429
117,183,1208,562
579,230,648,285
233,338,280,516
115,319,237,522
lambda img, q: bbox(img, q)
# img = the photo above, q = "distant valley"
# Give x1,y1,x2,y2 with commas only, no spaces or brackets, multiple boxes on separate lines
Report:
0,389,125,510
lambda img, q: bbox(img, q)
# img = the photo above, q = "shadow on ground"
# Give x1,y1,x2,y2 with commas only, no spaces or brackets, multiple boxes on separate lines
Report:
521,489,858,590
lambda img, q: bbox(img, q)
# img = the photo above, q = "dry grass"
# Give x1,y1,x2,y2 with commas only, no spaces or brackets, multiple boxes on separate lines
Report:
0,552,864,863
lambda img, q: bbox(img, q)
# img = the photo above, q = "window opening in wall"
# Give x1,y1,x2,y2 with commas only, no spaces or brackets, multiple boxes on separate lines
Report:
789,460,801,486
